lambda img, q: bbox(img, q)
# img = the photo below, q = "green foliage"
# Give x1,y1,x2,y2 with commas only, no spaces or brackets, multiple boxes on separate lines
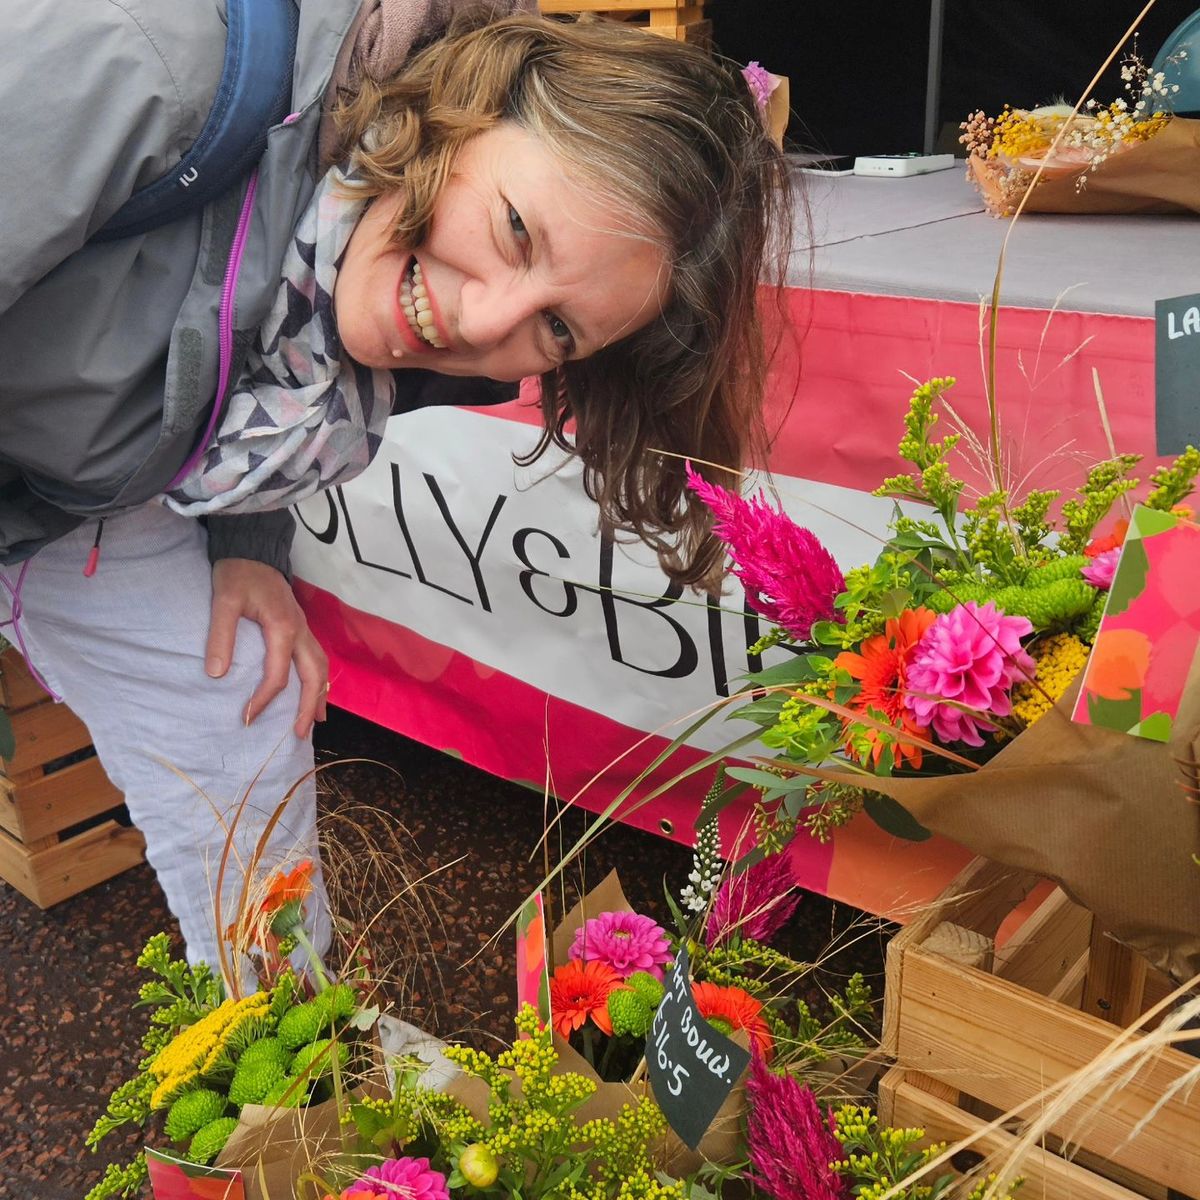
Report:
833,1102,1022,1199
344,1007,684,1200
789,973,874,1064
1145,445,1200,511
164,1088,230,1140
187,1115,240,1165
1058,455,1141,553
82,1152,148,1200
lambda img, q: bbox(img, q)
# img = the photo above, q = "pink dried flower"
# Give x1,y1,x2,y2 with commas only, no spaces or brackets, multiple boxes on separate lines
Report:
745,1057,848,1200
686,462,845,641
569,910,673,981
358,1157,450,1200
706,855,800,948
1082,547,1121,590
903,601,1035,747
741,62,775,112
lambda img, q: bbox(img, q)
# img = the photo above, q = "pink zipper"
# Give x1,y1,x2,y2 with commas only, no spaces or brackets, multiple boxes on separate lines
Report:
166,168,261,489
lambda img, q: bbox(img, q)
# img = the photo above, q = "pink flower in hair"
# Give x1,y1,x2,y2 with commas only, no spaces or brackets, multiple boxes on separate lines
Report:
686,462,844,642
569,910,673,981
903,601,1035,747
1081,547,1121,590
741,62,775,113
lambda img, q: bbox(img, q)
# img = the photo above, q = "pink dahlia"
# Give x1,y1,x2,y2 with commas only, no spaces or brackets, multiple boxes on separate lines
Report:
569,910,672,981
741,62,775,112
1082,547,1121,590
745,1058,848,1200
358,1157,450,1200
903,601,1036,747
706,856,800,949
686,463,844,642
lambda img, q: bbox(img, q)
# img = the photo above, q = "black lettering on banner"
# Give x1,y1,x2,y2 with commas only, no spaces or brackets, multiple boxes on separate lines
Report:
389,465,476,604
295,490,339,545
597,536,698,679
422,473,506,613
331,483,414,580
645,946,750,1150
513,527,580,618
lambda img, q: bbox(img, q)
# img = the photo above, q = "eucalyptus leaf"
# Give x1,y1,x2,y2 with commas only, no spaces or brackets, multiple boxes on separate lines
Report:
863,793,932,841
724,766,796,790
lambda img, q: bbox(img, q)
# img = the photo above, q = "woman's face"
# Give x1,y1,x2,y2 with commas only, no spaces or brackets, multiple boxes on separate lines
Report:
334,122,670,382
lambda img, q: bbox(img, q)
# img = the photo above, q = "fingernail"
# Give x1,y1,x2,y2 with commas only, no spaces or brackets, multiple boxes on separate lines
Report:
206,658,224,677
244,703,254,726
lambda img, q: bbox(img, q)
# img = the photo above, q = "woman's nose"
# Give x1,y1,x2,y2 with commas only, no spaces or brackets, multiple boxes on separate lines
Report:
457,277,541,350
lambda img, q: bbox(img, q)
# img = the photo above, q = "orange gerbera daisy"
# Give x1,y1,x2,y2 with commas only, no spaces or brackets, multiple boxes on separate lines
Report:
1085,518,1129,557
693,981,774,1062
834,607,936,769
549,959,622,1038
226,859,314,944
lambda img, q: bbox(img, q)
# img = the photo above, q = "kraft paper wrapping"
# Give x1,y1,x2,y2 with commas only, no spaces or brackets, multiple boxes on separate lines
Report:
827,647,1200,984
969,117,1200,216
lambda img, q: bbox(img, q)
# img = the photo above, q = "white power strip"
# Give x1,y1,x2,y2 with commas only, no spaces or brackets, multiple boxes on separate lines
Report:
853,153,957,178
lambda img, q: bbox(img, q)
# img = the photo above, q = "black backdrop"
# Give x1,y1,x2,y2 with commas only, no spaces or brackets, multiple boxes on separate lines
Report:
708,1,1198,156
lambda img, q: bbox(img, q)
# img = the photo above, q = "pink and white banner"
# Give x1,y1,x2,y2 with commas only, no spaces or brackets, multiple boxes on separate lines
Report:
293,286,1160,919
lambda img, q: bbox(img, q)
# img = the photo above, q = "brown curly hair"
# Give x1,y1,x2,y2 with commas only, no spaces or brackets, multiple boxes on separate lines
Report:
334,8,793,592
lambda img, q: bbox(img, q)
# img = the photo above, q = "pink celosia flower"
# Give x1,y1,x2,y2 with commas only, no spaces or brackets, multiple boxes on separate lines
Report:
569,911,673,981
686,462,845,641
745,1058,848,1200
741,62,775,112
1081,547,1121,590
357,1157,450,1200
706,856,800,949
903,601,1035,747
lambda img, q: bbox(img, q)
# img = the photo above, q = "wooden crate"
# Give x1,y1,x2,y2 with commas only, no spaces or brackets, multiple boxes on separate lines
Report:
880,857,1200,1200
0,647,144,907
539,0,711,47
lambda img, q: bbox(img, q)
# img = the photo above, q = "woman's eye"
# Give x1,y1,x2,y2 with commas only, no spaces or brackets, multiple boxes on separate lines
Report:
507,205,528,239
545,312,573,349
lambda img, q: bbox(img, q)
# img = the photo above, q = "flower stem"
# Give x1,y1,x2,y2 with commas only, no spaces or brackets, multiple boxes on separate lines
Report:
292,924,331,992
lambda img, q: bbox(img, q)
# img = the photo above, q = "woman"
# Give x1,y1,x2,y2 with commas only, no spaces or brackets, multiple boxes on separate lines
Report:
0,0,789,971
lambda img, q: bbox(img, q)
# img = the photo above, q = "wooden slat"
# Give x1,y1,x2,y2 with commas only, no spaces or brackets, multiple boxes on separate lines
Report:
880,1068,1146,1200
0,647,47,711
1082,929,1149,1027
1,700,93,775
0,756,122,842
648,5,703,25
893,947,1200,1193
994,887,1093,996
0,819,144,908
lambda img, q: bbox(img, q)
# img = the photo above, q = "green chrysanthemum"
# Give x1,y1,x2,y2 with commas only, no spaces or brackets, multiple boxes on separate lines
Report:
187,1116,239,1165
164,1089,229,1142
228,1058,286,1107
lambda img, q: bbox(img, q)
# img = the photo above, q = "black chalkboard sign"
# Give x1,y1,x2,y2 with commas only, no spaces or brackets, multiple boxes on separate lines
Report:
1155,293,1200,455
645,946,752,1150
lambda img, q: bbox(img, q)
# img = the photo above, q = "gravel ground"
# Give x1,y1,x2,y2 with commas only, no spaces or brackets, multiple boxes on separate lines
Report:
0,707,887,1200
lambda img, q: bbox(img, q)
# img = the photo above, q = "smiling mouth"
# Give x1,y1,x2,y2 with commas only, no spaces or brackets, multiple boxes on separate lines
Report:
398,259,447,350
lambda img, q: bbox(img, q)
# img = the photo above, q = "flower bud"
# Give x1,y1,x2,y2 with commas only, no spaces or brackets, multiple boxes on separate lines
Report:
458,1143,499,1189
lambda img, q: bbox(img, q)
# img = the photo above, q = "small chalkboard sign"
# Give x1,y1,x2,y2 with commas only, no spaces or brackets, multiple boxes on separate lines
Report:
644,946,751,1150
1155,293,1200,455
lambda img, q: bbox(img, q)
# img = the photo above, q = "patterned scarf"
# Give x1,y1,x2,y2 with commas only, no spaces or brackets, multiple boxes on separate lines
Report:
164,169,395,516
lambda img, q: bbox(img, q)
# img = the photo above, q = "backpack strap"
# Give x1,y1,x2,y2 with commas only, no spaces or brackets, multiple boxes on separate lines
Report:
91,0,299,242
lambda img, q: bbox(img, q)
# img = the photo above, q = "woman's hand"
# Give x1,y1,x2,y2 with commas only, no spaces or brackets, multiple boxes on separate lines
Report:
206,558,329,739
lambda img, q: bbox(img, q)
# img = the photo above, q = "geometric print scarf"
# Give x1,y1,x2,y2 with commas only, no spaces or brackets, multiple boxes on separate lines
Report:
164,168,396,516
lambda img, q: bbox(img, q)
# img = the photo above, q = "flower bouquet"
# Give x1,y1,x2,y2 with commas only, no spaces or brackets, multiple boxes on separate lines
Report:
536,860,873,1174
959,49,1200,217
85,861,384,1200
688,377,1200,981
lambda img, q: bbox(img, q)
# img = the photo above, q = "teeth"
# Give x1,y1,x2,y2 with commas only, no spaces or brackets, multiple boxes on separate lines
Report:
398,259,445,349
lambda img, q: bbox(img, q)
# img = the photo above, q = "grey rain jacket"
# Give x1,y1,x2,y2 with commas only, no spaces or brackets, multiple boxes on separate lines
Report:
0,0,514,575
